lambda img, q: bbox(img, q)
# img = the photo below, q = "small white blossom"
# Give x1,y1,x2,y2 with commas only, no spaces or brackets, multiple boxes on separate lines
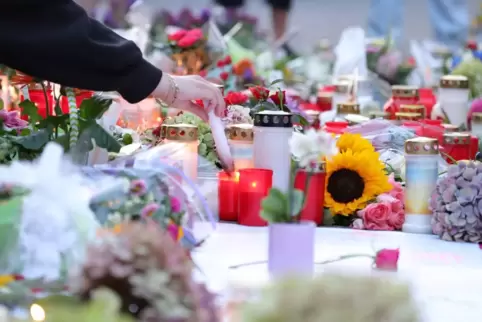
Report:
289,129,337,169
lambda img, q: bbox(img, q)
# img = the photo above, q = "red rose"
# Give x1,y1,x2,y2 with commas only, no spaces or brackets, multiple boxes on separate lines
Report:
217,60,226,68
466,40,477,51
269,90,286,106
358,202,393,231
220,71,229,81
407,56,416,66
188,28,203,38
374,248,399,271
168,29,187,42
224,92,248,106
152,125,162,137
178,36,198,48
198,70,207,78
249,86,270,100
224,55,232,65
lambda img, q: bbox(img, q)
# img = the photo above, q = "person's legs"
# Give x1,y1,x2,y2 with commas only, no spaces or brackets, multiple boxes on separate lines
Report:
367,0,403,44
427,0,468,50
267,0,291,40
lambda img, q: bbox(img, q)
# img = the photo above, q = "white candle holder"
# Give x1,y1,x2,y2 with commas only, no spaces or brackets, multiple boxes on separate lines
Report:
227,124,254,170
438,75,470,127
253,111,293,192
161,123,199,183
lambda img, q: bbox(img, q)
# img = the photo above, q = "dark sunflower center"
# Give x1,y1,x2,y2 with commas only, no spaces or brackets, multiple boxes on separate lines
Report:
327,169,365,204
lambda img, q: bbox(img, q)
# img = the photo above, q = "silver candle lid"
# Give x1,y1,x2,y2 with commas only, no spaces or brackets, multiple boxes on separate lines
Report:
254,111,293,128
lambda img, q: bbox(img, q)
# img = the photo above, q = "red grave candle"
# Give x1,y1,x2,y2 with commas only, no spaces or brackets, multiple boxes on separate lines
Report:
237,168,273,226
294,168,326,225
218,171,239,221
383,86,419,119
418,88,436,118
441,132,472,163
324,121,348,134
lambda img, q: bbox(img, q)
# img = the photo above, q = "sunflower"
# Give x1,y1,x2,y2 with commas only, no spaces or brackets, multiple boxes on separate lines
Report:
336,133,375,154
325,149,392,215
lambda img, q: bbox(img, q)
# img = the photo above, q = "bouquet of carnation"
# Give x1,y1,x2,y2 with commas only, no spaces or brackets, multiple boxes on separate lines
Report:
324,133,400,229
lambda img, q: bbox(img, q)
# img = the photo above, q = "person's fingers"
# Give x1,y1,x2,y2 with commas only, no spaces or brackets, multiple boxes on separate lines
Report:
174,100,209,122
196,79,225,117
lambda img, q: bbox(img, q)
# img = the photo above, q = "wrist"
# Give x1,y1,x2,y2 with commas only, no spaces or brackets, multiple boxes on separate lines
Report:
155,74,172,102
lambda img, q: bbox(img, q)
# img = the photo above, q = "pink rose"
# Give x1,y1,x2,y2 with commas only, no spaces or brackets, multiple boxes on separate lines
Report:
377,193,403,214
374,248,399,271
359,202,393,231
351,218,365,229
388,173,404,201
170,196,181,213
388,211,405,230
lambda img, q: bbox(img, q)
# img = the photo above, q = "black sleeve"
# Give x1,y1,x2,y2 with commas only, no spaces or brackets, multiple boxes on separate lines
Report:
0,0,163,103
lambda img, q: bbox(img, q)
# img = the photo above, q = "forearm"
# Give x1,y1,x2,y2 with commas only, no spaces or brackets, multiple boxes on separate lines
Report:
0,0,162,103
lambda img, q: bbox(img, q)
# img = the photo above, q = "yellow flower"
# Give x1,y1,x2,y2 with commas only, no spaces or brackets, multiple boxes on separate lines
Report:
0,275,15,287
336,133,375,154
325,149,392,216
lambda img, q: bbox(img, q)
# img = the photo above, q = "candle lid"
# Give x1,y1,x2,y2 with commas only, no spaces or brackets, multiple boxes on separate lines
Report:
254,111,293,128
228,124,254,141
405,137,439,155
443,132,471,145
368,111,390,119
344,114,369,125
400,104,425,113
337,102,360,115
391,85,418,97
334,81,351,93
441,124,459,132
439,75,469,89
395,112,422,121
161,123,198,141
317,92,333,102
472,112,482,123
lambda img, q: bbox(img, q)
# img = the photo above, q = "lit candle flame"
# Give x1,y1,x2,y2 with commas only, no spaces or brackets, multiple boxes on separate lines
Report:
251,182,257,188
30,304,46,321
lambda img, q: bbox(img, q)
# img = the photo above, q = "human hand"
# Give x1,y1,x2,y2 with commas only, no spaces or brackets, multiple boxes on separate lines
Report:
152,74,225,122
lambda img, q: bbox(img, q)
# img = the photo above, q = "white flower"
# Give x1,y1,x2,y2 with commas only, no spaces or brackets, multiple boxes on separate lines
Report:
222,105,253,126
289,129,337,169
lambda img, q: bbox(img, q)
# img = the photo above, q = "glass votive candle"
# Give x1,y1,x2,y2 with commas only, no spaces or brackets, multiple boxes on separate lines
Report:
218,171,239,221
161,123,199,183
237,168,273,226
227,124,254,170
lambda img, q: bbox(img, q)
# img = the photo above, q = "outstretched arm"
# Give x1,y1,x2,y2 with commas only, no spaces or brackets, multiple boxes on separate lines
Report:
0,0,162,103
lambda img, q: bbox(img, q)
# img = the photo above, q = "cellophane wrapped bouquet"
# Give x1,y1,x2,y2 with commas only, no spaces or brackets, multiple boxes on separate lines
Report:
0,141,217,315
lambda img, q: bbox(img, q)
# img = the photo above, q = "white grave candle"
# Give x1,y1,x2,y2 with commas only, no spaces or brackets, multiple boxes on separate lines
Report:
253,111,293,192
438,75,470,128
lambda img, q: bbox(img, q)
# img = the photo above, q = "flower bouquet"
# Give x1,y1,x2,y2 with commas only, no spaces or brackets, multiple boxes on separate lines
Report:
324,133,404,230
167,28,210,75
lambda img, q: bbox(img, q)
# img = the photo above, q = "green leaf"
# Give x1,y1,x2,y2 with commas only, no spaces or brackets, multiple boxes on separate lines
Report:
0,98,3,110
85,122,122,153
54,100,63,116
10,128,51,150
19,100,42,124
53,134,70,150
289,189,305,217
38,114,69,129
0,196,22,271
260,188,289,223
269,79,284,87
79,97,112,120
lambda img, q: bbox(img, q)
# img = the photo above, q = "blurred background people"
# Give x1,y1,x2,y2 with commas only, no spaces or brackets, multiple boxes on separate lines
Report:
367,0,469,50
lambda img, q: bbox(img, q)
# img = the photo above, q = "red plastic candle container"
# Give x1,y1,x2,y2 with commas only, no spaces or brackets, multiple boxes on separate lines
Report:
218,171,239,221
22,88,54,119
294,169,326,225
324,121,348,134
383,86,419,119
401,121,423,136
421,119,444,141
316,92,333,112
237,168,273,226
418,88,436,118
441,132,472,163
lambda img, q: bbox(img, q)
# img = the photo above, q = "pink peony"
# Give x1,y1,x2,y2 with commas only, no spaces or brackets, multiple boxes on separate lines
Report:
170,196,182,213
358,202,393,231
0,110,28,130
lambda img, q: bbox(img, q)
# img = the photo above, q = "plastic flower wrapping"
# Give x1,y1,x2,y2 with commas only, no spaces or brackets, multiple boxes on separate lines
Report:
0,141,217,288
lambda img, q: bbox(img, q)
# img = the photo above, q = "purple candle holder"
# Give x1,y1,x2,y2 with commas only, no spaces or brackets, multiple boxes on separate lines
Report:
268,221,315,277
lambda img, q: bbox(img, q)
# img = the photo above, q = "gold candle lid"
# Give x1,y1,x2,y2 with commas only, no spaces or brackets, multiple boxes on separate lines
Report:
439,75,469,89
395,112,422,121
227,124,254,142
443,132,471,145
334,81,351,93
400,104,426,115
391,85,418,98
161,123,198,141
405,137,439,155
317,92,333,102
472,112,482,123
337,102,360,115
368,111,390,119
442,124,459,132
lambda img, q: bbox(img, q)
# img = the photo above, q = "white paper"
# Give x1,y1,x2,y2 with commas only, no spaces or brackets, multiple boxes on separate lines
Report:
333,27,368,79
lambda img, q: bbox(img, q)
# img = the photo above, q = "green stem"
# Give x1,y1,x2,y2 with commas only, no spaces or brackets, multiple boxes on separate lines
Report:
315,254,374,265
40,82,50,118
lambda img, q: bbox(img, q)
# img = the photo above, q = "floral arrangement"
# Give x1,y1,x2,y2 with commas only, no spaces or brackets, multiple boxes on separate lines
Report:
430,161,482,243
167,28,210,75
241,271,419,322
366,40,416,85
60,222,219,322
325,133,398,228
261,128,337,223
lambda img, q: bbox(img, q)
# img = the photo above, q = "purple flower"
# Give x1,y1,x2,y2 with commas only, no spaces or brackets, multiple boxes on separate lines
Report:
284,95,310,121
141,203,160,217
243,69,254,81
457,186,478,205
171,196,182,213
200,8,211,22
129,179,147,196
0,110,28,130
